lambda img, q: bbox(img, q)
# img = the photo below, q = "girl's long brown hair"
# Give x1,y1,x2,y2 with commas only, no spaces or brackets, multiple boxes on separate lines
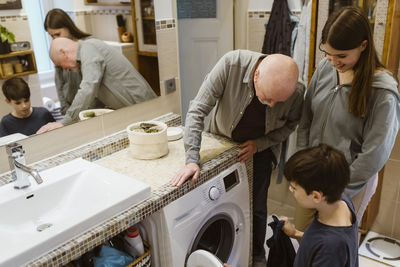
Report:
44,8,91,40
320,6,384,118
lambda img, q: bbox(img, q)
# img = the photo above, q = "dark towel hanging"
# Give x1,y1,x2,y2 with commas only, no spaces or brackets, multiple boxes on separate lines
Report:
261,0,293,56
266,215,296,267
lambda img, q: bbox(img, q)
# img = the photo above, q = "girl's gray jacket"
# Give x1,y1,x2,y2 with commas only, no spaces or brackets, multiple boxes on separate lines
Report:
297,58,400,197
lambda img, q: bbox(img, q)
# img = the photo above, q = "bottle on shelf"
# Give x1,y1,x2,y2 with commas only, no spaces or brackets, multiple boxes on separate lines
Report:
124,225,145,257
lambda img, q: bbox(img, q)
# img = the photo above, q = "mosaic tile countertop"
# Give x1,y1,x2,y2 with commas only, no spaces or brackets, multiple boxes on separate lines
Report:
96,133,234,189
0,113,252,267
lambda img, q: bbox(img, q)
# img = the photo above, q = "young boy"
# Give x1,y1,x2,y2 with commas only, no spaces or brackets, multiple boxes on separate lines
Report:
280,144,359,267
0,77,55,137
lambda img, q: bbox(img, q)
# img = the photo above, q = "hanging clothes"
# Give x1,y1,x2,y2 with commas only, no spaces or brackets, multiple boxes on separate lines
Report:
261,0,294,56
266,215,296,267
293,0,312,85
289,11,300,57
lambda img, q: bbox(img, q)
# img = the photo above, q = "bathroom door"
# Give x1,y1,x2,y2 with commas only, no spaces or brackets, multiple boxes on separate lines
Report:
178,0,234,122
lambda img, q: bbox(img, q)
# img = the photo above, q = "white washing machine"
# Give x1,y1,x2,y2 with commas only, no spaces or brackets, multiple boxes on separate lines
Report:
141,162,250,267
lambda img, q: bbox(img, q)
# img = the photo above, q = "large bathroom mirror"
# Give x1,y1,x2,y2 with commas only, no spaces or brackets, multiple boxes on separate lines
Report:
0,0,162,144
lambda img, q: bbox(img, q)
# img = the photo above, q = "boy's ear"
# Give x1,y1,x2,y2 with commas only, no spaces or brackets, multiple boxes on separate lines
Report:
5,98,11,104
311,190,324,204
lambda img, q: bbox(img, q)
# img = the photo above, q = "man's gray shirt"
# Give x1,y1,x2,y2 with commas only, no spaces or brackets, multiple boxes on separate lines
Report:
184,50,305,165
62,38,156,125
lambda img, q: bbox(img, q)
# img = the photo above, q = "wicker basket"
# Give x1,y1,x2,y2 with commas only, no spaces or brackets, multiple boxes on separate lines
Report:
126,241,151,267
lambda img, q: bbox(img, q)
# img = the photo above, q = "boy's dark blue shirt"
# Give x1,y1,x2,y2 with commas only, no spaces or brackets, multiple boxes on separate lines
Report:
294,194,359,267
0,107,55,137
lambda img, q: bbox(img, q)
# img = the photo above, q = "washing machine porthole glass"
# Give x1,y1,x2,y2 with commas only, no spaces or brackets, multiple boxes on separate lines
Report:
186,214,234,266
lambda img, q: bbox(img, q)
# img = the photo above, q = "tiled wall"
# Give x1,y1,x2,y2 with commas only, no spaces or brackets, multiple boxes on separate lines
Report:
155,19,180,98
72,9,133,42
247,11,270,52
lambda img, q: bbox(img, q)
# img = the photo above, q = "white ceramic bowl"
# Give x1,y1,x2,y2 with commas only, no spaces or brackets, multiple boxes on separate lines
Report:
167,127,183,141
78,109,114,121
126,120,169,159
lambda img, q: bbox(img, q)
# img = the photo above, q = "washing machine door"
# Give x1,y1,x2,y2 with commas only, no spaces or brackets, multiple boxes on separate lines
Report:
187,250,224,267
185,213,234,266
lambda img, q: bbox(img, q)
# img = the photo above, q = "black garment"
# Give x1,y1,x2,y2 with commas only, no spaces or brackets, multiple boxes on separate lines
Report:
231,90,266,142
294,194,359,267
252,148,275,262
231,87,273,262
266,215,296,267
261,0,293,56
0,107,55,137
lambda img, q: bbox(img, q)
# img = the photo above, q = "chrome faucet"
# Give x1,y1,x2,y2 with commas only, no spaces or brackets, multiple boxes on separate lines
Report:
6,142,43,189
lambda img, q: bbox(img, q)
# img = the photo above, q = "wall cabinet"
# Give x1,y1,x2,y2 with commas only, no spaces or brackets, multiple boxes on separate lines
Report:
0,50,37,79
134,0,157,54
130,0,160,95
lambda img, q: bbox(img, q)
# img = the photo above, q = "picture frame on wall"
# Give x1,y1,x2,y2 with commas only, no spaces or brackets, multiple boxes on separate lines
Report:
0,0,22,10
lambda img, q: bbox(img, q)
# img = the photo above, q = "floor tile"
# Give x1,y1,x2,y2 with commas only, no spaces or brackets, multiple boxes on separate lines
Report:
359,255,390,266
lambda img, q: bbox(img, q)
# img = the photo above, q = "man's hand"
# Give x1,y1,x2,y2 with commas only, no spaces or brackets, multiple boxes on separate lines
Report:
170,162,200,187
279,216,303,242
36,122,64,134
237,140,257,162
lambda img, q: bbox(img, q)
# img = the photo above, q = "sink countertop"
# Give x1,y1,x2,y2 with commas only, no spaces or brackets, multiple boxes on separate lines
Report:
96,134,235,190
19,114,249,267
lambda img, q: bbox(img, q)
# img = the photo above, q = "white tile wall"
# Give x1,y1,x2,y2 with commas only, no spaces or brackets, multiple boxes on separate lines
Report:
247,14,269,52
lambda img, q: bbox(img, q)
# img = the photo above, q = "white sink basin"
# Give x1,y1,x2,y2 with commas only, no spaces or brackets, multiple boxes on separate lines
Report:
0,158,151,267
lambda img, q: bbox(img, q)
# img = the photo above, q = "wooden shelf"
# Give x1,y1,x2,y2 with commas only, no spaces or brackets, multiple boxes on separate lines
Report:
0,50,37,79
0,50,35,59
137,51,157,57
0,70,37,79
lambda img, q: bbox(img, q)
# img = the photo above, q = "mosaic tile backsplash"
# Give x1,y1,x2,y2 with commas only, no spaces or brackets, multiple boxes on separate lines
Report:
0,113,252,266
155,19,175,31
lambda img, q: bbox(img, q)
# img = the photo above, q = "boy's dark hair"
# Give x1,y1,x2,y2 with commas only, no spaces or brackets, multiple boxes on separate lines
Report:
2,77,30,101
284,144,350,204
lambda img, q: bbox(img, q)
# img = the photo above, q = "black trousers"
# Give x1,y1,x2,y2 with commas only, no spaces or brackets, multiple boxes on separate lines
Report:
252,148,274,262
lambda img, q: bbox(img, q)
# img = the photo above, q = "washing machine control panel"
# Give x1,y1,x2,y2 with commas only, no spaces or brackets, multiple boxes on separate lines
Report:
202,163,246,204
208,186,221,200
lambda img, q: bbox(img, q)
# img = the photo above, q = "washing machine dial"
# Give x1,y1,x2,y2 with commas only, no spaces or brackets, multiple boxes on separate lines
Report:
208,186,221,200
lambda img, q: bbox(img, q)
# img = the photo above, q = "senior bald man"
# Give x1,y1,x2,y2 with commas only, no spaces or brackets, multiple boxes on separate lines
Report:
171,50,304,267
37,37,156,133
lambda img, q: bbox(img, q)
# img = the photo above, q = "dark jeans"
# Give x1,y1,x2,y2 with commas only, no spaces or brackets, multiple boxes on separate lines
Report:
252,148,274,262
